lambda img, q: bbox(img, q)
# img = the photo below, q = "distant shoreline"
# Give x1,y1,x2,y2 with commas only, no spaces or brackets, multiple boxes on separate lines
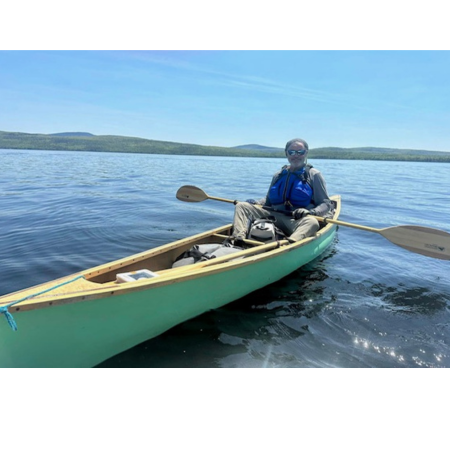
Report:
1,130,449,162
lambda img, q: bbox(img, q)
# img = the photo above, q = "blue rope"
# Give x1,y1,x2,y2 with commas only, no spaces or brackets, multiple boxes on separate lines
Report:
0,308,18,331
0,275,85,332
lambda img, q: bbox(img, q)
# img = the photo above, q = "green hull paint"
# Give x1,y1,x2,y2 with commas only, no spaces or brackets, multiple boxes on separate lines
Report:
0,224,336,368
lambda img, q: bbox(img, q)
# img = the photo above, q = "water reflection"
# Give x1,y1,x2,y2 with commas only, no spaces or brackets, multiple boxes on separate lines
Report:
371,284,448,315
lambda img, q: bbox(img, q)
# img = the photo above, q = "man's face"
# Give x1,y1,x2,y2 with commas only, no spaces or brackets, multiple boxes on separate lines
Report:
286,142,307,168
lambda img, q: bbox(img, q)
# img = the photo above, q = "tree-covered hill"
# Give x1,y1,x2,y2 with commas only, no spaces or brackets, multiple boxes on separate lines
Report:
1,130,449,162
0,130,272,157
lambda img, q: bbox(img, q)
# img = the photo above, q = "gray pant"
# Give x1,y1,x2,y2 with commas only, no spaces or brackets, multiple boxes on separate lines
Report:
232,203,320,242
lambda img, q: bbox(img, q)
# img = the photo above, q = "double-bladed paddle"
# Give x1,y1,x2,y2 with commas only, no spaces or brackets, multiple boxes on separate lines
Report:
176,185,450,260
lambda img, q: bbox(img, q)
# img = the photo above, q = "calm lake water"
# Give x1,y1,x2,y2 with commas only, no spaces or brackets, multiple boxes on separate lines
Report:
1,149,449,368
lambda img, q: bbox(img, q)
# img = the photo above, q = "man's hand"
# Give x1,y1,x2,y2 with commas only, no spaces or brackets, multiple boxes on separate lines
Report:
292,208,311,220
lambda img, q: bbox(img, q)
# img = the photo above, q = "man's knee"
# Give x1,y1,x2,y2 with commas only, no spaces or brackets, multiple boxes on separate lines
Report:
236,202,267,217
290,216,320,241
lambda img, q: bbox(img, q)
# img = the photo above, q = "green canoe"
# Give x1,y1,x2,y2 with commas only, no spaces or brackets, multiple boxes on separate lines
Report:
0,196,341,368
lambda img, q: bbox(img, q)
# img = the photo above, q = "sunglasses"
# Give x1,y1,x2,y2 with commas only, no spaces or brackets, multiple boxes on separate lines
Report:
287,149,307,156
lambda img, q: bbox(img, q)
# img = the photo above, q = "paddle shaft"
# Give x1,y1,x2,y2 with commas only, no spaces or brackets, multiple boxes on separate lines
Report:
208,195,236,204
176,185,450,260
315,217,379,233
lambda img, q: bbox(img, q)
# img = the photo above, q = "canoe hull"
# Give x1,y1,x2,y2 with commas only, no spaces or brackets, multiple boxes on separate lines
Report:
0,200,339,368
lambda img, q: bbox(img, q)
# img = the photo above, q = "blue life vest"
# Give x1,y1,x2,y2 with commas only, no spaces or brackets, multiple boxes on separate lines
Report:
268,166,313,209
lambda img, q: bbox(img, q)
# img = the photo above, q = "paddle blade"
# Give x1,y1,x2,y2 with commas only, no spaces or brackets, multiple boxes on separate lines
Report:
380,225,450,260
176,185,208,203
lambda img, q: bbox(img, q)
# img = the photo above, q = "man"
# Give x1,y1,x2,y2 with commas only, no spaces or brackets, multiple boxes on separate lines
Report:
232,138,333,243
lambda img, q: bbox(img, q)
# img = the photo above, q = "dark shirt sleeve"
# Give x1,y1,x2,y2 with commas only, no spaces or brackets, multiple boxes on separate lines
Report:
309,169,333,217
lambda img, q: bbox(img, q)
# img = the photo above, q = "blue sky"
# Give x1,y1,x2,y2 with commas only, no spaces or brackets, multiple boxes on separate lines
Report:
1,50,450,151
